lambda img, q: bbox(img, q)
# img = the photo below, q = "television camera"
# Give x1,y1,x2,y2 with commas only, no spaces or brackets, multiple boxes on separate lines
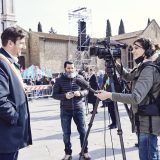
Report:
89,38,127,60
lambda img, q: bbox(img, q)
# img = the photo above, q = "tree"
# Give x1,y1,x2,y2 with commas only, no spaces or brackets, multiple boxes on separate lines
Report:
147,18,151,26
49,27,56,34
106,19,112,37
118,19,125,35
38,22,42,32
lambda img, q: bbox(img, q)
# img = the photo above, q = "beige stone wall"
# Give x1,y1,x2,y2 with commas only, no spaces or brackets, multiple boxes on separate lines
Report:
25,20,160,74
28,33,40,67
39,38,68,73
142,23,160,44
28,34,78,73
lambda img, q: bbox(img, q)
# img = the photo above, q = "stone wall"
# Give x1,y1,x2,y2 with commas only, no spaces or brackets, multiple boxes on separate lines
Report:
28,32,78,73
25,20,160,74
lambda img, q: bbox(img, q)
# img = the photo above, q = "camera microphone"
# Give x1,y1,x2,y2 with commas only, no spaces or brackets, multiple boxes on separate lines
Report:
75,77,98,94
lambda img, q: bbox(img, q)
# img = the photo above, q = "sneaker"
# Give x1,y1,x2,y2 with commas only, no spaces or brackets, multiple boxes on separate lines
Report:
108,124,117,129
61,154,72,160
83,153,91,160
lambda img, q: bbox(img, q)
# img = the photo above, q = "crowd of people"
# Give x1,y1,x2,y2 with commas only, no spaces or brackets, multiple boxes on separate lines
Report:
23,75,56,86
0,26,160,160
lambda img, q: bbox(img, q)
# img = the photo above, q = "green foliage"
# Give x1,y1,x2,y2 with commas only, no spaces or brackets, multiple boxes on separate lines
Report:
147,18,151,26
118,19,125,35
106,19,112,37
38,22,42,32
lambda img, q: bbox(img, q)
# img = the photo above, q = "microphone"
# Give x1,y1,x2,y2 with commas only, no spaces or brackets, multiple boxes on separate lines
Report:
75,77,98,94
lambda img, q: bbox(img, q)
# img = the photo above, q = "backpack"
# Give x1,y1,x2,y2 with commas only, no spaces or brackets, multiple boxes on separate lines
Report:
137,61,160,116
134,60,160,135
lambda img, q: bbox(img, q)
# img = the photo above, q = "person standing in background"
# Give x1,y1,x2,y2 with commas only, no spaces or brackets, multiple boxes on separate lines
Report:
87,68,99,114
52,61,91,160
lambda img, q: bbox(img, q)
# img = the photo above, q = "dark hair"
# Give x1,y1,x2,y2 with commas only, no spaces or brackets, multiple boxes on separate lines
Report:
64,61,73,68
1,27,25,46
133,38,152,51
155,44,160,50
134,38,155,58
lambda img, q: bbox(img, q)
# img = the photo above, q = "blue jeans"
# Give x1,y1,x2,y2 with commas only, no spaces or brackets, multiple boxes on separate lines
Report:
139,133,159,160
60,108,88,155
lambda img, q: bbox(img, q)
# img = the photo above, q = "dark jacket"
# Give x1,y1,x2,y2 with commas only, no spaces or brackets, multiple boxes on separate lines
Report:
0,48,32,153
87,74,99,104
52,74,88,110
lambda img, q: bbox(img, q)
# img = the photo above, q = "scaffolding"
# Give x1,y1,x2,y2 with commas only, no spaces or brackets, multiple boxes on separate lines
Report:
68,7,93,71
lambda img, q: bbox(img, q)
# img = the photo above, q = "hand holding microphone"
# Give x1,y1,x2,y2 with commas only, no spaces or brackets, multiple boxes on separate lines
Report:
75,77,98,94
75,76,112,100
94,90,112,100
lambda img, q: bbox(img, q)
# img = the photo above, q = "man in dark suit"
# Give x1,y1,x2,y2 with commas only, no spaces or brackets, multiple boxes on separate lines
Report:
87,68,99,114
0,27,32,160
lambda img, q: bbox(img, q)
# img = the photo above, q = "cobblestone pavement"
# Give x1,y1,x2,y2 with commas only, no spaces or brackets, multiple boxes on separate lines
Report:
18,98,139,160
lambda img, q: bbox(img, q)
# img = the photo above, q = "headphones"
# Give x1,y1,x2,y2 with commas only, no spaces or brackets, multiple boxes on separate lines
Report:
144,39,154,58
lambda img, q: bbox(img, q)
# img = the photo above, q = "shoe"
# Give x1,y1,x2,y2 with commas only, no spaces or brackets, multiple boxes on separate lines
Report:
135,143,139,147
100,105,105,108
61,154,72,160
108,124,117,129
90,111,98,114
83,153,91,160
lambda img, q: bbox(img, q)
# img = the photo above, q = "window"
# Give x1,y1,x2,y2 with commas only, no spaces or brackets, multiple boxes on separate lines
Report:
128,46,134,69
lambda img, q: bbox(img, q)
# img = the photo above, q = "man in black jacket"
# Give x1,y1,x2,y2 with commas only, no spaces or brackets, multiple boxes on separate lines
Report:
52,61,91,160
0,27,32,160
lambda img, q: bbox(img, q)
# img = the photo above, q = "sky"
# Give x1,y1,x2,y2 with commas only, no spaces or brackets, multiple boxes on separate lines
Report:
15,0,160,38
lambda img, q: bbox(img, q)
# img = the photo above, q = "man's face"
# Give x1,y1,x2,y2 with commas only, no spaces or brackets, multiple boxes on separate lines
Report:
11,37,26,57
65,64,75,73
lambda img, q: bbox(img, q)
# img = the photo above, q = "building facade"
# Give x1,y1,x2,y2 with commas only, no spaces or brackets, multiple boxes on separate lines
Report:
21,19,160,74
0,0,16,33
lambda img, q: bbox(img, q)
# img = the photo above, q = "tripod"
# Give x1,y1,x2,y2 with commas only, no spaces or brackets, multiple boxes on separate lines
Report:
79,59,126,160
105,59,126,160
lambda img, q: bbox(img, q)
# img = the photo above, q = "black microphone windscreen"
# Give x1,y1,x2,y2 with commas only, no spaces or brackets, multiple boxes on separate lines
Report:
75,77,89,89
75,76,98,94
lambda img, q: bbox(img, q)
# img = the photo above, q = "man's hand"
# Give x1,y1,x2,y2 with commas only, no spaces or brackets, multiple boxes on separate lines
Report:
73,91,81,97
94,90,112,101
66,92,74,99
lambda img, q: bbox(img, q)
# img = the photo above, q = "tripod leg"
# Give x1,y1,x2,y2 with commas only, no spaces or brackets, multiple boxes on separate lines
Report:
79,99,100,160
110,77,126,160
79,74,108,160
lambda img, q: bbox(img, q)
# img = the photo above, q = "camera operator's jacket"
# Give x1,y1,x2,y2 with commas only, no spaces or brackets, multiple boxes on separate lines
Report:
112,52,160,136
52,74,88,110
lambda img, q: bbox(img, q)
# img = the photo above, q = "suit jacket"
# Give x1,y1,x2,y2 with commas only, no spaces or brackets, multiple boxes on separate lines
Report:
87,74,99,104
0,48,32,153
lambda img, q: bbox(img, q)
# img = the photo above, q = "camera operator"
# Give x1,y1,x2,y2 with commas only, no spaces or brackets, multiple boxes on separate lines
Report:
95,38,160,160
52,61,91,160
